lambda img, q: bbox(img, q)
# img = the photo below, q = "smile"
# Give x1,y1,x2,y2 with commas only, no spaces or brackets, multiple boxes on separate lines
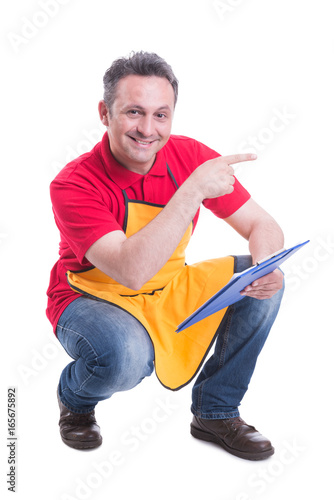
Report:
135,139,151,145
129,136,155,146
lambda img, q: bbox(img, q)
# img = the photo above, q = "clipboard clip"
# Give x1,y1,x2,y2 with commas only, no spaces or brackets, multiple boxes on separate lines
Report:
256,247,286,266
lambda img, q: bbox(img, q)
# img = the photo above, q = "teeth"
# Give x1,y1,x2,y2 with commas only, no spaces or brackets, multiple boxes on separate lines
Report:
134,139,150,145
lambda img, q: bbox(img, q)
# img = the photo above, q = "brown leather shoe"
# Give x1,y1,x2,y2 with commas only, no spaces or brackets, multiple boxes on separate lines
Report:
190,416,274,460
57,389,102,450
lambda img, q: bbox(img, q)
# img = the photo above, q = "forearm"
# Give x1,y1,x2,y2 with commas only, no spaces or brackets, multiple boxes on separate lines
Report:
248,217,285,264
118,180,203,289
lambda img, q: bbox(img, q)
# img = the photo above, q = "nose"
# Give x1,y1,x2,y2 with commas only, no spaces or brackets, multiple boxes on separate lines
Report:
137,115,155,138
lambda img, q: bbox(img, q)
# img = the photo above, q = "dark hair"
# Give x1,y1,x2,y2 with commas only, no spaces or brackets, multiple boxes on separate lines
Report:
103,51,178,113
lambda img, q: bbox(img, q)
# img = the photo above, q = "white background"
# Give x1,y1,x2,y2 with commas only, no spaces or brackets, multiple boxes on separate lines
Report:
1,0,333,499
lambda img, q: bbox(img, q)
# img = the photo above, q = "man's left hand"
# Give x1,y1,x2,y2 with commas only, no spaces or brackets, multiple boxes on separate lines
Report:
240,269,284,299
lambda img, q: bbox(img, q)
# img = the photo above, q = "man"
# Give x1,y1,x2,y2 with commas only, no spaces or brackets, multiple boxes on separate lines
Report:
47,51,284,460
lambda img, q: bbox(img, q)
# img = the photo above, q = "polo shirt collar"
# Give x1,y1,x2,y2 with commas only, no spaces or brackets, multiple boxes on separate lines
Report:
100,132,167,189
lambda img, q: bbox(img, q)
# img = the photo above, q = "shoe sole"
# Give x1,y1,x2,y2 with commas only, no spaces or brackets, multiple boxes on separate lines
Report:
190,424,274,461
60,435,103,450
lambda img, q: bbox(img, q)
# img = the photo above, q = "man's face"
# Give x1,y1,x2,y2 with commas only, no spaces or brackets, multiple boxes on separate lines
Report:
103,75,175,174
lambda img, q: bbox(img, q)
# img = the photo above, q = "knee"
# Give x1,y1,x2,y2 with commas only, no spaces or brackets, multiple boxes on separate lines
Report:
124,337,155,383
94,331,155,391
236,283,284,330
255,288,284,329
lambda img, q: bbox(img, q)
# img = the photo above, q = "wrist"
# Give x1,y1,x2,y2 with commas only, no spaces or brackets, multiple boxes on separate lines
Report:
180,175,205,206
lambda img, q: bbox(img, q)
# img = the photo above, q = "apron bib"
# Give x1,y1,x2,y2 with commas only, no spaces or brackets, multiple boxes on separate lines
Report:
66,166,235,390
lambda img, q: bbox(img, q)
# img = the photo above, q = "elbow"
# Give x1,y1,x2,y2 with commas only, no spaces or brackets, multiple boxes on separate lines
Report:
251,215,284,238
120,271,147,292
124,279,145,292
92,262,146,291
249,217,285,251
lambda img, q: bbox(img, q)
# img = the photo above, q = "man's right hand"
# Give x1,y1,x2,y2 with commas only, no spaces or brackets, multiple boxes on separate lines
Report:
86,152,257,290
190,153,257,200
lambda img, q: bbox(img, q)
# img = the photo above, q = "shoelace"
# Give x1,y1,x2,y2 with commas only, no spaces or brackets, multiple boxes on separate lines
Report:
60,412,97,426
228,417,256,432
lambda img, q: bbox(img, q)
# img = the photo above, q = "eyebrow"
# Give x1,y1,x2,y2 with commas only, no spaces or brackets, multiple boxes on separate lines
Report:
124,104,172,112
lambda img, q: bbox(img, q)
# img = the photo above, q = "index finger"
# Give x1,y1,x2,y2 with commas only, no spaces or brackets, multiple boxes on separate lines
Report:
223,153,257,165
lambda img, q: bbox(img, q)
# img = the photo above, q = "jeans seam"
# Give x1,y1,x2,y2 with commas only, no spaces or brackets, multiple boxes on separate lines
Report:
194,305,235,417
197,382,204,416
57,325,101,395
218,305,234,368
59,393,95,414
195,410,240,419
197,307,234,415
57,325,100,363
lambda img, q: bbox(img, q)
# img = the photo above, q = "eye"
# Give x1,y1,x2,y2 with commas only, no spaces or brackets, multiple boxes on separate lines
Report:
128,109,140,116
156,113,167,119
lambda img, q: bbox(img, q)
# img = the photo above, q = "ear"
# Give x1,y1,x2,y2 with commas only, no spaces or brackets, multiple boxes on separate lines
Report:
98,100,109,126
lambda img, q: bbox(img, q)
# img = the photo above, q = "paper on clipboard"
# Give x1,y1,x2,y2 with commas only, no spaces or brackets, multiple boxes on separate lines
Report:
176,240,310,333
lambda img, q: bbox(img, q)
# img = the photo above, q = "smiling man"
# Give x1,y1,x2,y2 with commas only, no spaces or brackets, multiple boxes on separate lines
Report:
100,75,173,173
47,51,284,460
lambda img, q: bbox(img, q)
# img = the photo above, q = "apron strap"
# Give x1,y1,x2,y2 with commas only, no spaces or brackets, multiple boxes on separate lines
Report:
122,163,179,232
166,163,179,189
122,189,130,232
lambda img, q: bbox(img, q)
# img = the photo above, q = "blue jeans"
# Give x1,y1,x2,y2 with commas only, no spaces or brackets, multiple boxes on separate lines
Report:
56,256,284,417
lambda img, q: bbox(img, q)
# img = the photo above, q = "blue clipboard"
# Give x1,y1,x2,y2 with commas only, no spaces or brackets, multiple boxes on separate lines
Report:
176,240,309,333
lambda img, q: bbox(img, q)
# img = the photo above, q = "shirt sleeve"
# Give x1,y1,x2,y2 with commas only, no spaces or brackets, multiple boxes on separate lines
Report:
194,139,251,218
50,170,122,265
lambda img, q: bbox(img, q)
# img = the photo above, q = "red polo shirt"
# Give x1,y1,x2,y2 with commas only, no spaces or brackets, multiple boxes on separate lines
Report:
46,132,251,333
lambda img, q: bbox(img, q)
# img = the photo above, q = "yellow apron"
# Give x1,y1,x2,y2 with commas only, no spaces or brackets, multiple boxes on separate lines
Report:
66,171,235,390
